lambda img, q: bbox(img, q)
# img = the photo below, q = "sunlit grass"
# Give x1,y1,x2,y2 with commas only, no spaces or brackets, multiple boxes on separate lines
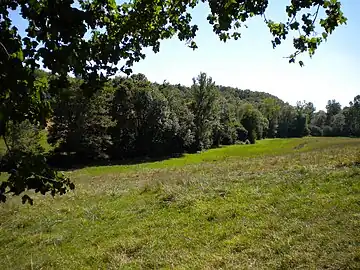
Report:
1,137,360,269
75,137,359,175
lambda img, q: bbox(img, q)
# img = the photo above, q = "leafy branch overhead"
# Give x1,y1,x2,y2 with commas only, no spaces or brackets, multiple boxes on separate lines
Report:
206,0,346,65
0,0,347,204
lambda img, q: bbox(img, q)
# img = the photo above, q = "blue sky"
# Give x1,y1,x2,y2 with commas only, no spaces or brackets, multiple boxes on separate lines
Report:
131,0,360,111
10,0,359,111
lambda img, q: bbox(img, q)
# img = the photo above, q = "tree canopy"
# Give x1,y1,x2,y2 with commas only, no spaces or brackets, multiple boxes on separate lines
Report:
0,0,347,204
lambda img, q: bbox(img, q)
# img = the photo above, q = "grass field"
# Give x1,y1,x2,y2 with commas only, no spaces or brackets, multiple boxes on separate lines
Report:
1,137,360,269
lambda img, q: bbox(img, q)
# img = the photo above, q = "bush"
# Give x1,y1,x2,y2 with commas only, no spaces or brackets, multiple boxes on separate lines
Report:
213,124,237,146
236,125,248,142
248,130,257,144
5,120,44,154
245,139,251,145
309,125,323,137
1,120,45,175
323,125,334,137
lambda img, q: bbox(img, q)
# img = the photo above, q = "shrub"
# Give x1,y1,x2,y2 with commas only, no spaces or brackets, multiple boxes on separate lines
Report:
309,125,323,137
5,120,44,154
235,125,248,142
0,120,45,176
323,125,334,137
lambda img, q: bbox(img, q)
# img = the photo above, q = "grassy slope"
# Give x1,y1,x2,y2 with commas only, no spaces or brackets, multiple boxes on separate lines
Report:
1,137,360,269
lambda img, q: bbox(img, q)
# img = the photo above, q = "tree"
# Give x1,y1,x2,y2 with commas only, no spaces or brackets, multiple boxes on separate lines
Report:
323,125,334,137
277,104,296,138
311,110,327,128
111,76,182,158
240,104,263,144
345,95,360,137
0,0,347,203
235,124,248,142
130,85,174,157
48,79,115,160
309,124,323,137
159,83,195,152
296,100,316,124
212,96,238,146
255,116,269,140
326,99,342,125
260,98,281,138
4,120,44,155
331,112,346,136
289,112,310,138
190,72,219,150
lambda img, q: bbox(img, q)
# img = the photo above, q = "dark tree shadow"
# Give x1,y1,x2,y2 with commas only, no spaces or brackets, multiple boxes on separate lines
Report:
46,152,185,171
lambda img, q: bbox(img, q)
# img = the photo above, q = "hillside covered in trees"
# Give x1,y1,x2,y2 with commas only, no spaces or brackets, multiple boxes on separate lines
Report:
5,70,360,169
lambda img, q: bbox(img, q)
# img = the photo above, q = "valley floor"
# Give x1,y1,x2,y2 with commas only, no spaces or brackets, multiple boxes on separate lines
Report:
1,137,360,269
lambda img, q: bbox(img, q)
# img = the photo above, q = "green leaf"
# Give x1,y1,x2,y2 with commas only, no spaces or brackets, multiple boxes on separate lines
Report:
189,40,198,50
290,21,300,30
225,0,237,9
124,68,132,75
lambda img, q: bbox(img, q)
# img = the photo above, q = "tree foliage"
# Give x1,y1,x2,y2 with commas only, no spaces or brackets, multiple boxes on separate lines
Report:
190,73,219,150
326,99,342,125
48,80,115,160
345,96,360,137
240,104,263,144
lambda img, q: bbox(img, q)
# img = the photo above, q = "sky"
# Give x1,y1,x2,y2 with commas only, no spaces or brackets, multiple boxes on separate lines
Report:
9,0,360,111
129,0,360,111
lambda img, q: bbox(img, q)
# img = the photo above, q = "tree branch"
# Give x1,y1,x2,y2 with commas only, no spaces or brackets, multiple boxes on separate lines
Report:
2,132,12,156
312,4,321,25
0,41,10,58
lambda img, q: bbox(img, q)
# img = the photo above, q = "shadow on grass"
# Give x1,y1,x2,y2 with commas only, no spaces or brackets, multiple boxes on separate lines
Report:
46,152,185,171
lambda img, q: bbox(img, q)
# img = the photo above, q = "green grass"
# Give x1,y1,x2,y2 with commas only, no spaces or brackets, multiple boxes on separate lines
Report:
76,137,359,175
1,137,360,269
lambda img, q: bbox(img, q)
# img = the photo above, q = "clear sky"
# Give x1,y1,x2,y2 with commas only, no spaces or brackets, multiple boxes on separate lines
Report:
9,0,360,111
131,0,360,111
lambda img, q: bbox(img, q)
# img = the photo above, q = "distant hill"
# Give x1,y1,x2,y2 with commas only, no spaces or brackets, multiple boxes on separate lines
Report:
218,86,285,106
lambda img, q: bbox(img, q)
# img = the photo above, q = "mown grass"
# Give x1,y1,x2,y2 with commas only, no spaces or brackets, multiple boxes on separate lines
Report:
1,137,360,269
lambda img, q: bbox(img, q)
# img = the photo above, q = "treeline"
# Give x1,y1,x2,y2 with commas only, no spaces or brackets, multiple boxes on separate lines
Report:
5,71,360,166
46,72,288,162
309,99,360,137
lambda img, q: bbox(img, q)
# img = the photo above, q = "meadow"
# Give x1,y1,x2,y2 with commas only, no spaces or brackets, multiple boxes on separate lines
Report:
0,137,360,269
